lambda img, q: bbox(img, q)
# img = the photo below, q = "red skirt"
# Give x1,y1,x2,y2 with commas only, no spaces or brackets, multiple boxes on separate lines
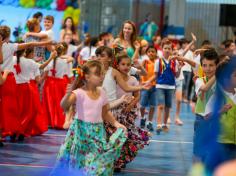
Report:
42,76,67,129
16,83,34,136
0,73,20,137
25,80,48,136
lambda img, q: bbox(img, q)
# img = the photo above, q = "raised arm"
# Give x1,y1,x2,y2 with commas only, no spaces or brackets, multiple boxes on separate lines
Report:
182,33,197,56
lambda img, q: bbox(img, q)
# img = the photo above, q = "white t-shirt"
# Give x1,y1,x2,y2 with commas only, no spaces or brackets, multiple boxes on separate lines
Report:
1,42,18,71
154,58,179,89
129,66,138,76
79,46,97,61
41,29,54,41
45,57,72,78
67,44,78,57
182,50,194,72
13,56,39,84
195,78,216,116
139,54,149,64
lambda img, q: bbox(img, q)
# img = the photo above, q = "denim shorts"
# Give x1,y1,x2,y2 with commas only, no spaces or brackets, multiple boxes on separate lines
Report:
140,86,157,107
156,88,174,108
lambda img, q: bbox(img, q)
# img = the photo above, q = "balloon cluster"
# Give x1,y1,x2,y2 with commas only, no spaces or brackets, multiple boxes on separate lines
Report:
35,0,53,9
63,6,80,25
19,0,35,8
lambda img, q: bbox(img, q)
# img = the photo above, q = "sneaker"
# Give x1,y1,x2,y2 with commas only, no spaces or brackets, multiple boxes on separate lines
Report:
114,167,121,173
18,134,25,142
156,125,162,134
10,134,17,142
147,123,154,132
140,119,146,129
162,125,169,133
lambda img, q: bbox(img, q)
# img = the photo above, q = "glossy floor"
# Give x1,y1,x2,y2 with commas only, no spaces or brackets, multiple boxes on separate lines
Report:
0,103,194,176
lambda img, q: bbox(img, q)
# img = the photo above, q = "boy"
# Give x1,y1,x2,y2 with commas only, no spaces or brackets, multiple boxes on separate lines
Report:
193,49,219,162
146,38,180,133
215,57,236,163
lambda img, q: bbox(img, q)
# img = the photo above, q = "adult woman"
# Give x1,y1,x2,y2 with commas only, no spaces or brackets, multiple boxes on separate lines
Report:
60,17,79,44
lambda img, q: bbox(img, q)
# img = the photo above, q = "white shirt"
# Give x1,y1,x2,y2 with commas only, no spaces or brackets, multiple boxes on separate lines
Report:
195,77,216,116
28,60,40,80
129,66,138,76
13,56,38,84
45,57,72,78
182,50,194,72
139,54,149,64
154,58,179,89
1,43,18,71
224,89,236,104
102,67,117,102
41,29,54,41
79,46,97,61
66,44,78,57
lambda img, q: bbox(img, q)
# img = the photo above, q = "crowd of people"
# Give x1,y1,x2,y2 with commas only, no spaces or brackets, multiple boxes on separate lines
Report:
0,11,236,176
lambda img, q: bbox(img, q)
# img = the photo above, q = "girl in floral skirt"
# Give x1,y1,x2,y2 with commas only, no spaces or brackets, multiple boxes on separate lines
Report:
105,53,150,172
50,60,127,176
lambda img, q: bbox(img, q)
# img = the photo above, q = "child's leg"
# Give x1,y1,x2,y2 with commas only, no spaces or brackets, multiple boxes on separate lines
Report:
157,105,164,125
140,90,149,128
162,89,174,131
175,84,183,125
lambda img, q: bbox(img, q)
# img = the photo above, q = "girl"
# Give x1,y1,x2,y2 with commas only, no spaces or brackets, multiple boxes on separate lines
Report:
0,25,51,139
60,17,79,44
77,37,99,65
106,54,150,171
13,47,54,139
43,43,73,129
0,68,10,146
51,60,127,176
24,48,56,136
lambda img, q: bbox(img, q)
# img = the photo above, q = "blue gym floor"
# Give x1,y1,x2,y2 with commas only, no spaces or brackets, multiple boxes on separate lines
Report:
0,103,194,176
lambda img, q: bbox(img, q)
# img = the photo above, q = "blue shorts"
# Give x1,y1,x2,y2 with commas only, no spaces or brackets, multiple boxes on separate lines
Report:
140,86,157,107
156,88,174,108
175,79,183,92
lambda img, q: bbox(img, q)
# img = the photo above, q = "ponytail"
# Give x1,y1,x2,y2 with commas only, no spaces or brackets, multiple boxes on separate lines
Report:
14,49,25,74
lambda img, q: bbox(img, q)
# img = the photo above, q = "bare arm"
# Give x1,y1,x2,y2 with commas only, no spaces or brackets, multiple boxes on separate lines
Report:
199,76,215,93
17,40,52,51
0,70,10,85
26,32,48,39
182,33,196,56
60,30,65,42
113,69,144,92
102,104,126,131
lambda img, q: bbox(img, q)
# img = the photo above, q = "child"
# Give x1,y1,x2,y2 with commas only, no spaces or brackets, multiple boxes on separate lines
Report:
193,49,219,163
0,25,51,140
106,54,150,171
24,18,48,62
43,43,73,129
147,38,180,133
215,57,236,164
140,46,157,131
0,68,10,147
51,60,127,176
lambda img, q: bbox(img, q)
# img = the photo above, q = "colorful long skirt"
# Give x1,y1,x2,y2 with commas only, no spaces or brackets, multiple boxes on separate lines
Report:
50,119,126,176
105,103,150,168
